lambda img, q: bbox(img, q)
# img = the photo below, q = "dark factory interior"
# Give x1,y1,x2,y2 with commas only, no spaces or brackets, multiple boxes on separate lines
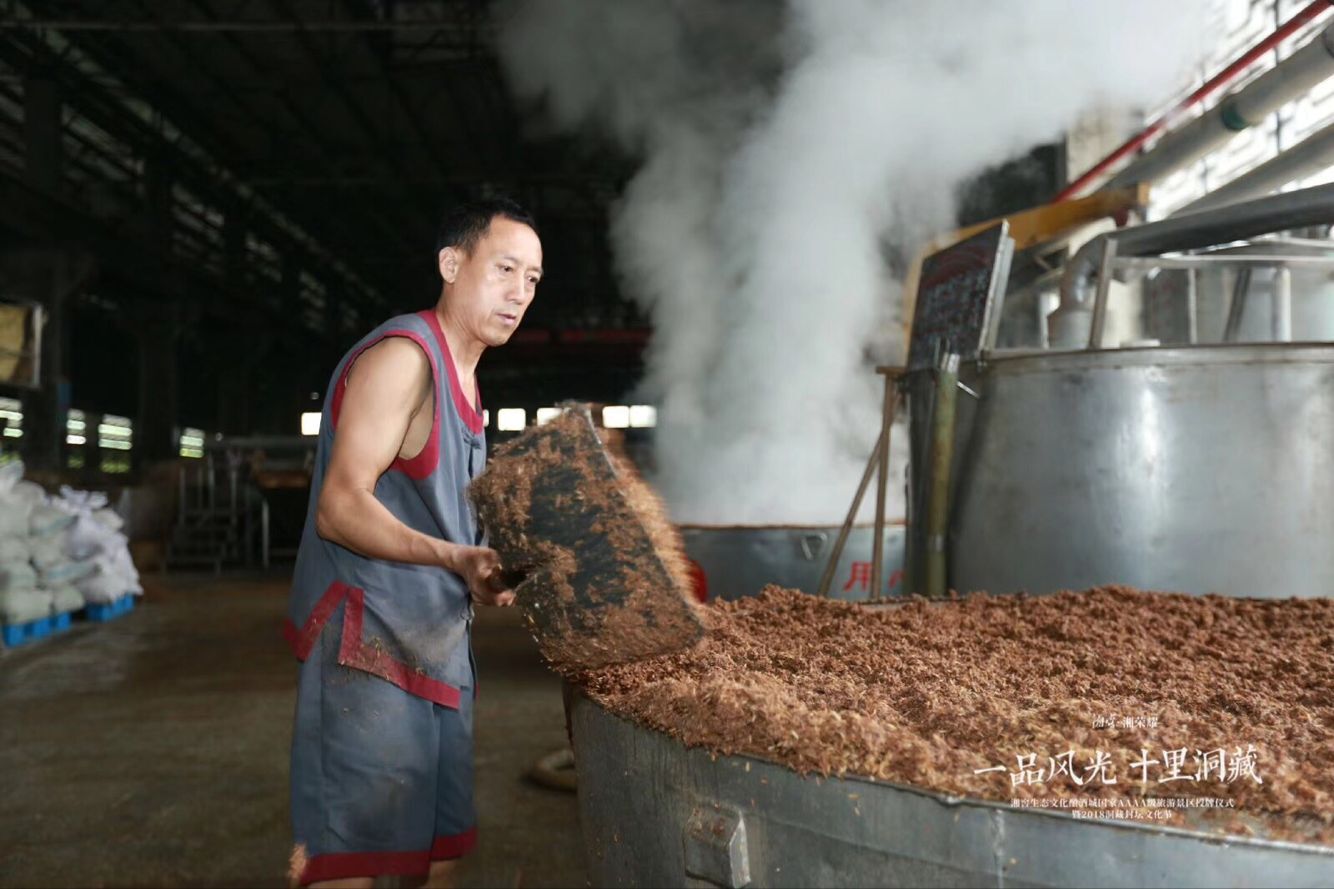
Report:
2,2,1332,888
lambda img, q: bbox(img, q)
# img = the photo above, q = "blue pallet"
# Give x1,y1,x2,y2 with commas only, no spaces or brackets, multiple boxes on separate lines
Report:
52,611,72,632
84,594,136,623
2,615,54,647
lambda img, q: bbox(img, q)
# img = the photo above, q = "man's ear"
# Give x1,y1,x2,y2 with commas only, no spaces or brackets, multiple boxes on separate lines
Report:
439,247,461,284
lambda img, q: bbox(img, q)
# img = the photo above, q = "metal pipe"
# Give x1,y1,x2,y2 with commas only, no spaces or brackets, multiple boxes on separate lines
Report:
1058,0,1334,200
1118,251,1334,268
904,377,935,596
924,353,960,599
1186,267,1199,344
819,369,904,598
1223,267,1252,342
816,431,884,598
1059,182,1334,311
870,375,898,600
1105,21,1334,193
1274,266,1294,341
1177,119,1334,215
1087,238,1118,349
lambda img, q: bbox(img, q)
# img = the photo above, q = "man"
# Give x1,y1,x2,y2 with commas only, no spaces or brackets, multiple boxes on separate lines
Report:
284,198,543,888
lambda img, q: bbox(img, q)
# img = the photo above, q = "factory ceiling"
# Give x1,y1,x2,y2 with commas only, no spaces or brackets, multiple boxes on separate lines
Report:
0,0,646,432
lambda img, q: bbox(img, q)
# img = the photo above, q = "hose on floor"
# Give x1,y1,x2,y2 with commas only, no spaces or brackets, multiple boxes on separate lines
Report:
527,746,577,793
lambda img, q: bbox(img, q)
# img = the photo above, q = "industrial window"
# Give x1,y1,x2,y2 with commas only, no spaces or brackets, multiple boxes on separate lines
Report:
179,428,206,459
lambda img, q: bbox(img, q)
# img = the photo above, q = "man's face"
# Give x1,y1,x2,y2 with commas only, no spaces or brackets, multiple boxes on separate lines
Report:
440,217,543,347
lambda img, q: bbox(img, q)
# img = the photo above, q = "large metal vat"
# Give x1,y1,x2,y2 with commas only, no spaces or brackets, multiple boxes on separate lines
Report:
570,693,1334,888
906,343,1334,598
680,524,907,602
906,187,1334,599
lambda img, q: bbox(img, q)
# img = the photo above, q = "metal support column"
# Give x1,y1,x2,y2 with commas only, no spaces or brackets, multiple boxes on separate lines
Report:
1273,266,1293,341
924,354,960,599
132,298,182,469
132,153,183,469
15,72,67,472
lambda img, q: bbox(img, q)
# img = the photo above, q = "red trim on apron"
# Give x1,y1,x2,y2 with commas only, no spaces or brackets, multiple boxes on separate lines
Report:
283,580,351,659
338,587,463,709
299,849,429,885
330,330,441,480
282,581,463,710
296,828,477,885
418,309,484,434
430,826,479,860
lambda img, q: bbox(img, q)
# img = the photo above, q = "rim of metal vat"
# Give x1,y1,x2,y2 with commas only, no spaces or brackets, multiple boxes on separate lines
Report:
968,341,1334,377
571,692,1334,888
576,694,1333,851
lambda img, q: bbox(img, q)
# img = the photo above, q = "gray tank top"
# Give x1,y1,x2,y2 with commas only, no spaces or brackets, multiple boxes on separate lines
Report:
284,309,486,707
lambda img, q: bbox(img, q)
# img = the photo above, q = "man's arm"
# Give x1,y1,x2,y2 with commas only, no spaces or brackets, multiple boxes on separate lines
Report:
315,337,513,605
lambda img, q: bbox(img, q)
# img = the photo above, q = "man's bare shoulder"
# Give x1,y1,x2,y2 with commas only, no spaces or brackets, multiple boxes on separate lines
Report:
347,335,432,394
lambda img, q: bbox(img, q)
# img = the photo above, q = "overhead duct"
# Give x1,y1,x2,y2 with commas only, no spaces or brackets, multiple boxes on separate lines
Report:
1057,0,1333,200
1103,20,1334,191
1173,117,1334,214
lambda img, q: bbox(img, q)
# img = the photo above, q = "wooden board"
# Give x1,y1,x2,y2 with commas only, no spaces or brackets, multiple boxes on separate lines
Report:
468,404,704,674
906,222,1014,372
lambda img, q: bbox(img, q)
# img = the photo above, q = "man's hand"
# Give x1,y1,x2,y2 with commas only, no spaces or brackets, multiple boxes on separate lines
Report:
449,545,516,607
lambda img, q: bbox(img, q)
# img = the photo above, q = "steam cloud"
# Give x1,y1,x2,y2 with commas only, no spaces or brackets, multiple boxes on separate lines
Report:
495,0,1206,524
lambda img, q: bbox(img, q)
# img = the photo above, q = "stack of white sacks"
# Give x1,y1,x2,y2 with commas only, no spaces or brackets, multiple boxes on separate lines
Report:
0,459,142,629
59,485,143,605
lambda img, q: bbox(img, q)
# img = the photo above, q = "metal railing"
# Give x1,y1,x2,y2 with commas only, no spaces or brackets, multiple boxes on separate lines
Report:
170,450,270,572
1083,242,1334,349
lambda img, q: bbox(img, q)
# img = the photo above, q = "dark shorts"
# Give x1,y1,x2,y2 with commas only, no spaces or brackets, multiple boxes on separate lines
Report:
289,616,477,886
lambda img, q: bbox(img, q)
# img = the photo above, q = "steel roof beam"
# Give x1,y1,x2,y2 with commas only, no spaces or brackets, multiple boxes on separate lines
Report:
265,0,440,238
0,31,387,329
173,0,417,284
339,0,470,214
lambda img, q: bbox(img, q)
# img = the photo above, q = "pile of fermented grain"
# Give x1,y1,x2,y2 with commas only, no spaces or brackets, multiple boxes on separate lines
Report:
582,586,1334,842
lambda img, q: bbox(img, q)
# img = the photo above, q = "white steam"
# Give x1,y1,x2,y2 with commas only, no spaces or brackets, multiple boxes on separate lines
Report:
496,0,1207,524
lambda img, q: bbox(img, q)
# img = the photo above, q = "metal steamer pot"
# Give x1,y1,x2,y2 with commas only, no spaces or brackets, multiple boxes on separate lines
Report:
906,186,1334,599
679,523,907,602
905,343,1334,598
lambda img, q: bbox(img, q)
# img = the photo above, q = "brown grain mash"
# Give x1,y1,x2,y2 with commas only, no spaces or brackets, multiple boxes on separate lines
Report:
469,406,703,671
581,586,1334,843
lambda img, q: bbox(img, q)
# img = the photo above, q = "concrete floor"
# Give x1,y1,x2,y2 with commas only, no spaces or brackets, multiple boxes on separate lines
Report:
0,571,586,888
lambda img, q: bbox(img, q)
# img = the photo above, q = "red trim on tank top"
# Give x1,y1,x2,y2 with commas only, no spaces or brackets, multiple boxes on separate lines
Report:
418,309,484,434
282,580,463,710
329,330,441,480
